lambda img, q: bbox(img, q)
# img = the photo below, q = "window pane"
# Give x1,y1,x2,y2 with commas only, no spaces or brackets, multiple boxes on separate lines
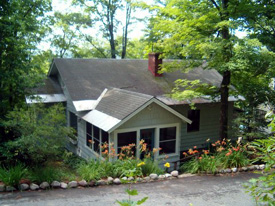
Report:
94,138,100,153
140,128,154,151
101,130,109,144
187,110,200,132
160,127,176,141
93,125,100,139
86,122,92,146
86,122,92,135
159,140,176,154
69,112,78,134
86,134,92,147
117,131,137,147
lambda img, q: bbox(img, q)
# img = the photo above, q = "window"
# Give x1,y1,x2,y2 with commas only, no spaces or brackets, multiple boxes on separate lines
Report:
187,110,200,132
159,127,176,155
69,112,78,135
86,122,109,154
117,131,137,155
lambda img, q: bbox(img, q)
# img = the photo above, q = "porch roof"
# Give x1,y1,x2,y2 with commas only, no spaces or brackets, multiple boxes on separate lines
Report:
81,88,191,132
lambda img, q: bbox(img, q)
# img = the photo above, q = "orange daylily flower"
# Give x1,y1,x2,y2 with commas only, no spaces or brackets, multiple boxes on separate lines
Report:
232,146,240,151
182,152,188,156
193,150,199,154
188,149,194,155
226,149,232,156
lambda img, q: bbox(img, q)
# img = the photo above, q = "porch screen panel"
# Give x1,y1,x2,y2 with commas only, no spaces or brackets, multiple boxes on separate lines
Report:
117,131,137,155
86,122,92,147
159,127,176,154
101,130,109,144
93,125,100,153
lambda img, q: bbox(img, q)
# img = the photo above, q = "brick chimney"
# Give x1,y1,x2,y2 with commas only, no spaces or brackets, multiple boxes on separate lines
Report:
148,53,163,77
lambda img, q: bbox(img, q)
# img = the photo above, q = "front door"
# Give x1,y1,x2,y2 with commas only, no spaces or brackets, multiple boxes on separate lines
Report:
140,128,155,158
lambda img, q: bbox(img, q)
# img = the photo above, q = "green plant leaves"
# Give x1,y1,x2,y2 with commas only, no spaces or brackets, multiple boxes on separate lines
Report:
137,197,148,205
126,189,138,196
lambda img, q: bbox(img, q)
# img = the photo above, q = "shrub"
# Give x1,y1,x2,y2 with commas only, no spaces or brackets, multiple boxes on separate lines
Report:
2,104,72,165
245,114,275,205
0,163,28,187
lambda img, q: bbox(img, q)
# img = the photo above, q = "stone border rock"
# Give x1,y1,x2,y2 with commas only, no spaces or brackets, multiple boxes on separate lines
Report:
0,164,272,192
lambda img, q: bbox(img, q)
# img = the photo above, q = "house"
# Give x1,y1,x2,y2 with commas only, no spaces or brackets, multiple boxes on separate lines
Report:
27,53,237,164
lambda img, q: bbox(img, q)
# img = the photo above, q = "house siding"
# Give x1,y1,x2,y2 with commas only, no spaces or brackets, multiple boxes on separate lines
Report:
55,72,95,159
116,102,183,164
171,102,235,151
117,102,182,130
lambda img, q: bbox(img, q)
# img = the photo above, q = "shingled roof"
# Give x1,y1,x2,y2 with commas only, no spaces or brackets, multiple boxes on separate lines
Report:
81,88,191,132
48,58,223,101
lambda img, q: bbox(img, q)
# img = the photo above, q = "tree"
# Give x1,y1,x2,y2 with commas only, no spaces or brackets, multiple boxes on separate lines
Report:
241,0,275,52
231,39,275,140
73,0,135,58
1,104,72,165
50,11,92,58
0,0,52,139
145,0,275,140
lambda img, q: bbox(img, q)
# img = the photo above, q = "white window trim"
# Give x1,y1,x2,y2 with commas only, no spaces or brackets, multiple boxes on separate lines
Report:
114,123,181,160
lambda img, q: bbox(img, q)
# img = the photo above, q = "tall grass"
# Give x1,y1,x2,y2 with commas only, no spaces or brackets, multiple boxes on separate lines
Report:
77,160,103,181
181,155,217,174
141,159,164,176
0,163,28,187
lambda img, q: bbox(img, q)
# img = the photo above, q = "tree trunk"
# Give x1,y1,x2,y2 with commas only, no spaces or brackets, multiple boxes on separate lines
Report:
121,2,131,59
219,0,231,140
109,28,116,58
219,70,230,140
108,0,116,59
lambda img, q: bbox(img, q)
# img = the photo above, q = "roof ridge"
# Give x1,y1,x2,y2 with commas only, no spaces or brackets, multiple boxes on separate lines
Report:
108,88,154,99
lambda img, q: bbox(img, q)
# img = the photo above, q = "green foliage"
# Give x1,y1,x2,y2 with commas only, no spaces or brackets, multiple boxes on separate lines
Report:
241,0,275,52
2,104,71,165
171,79,218,104
140,158,164,176
28,166,62,184
245,114,275,205
114,159,143,178
181,154,217,174
218,148,250,169
77,160,103,181
145,0,275,140
117,188,148,206
181,140,250,174
62,150,86,170
0,163,28,187
0,0,52,120
50,11,92,58
99,160,122,178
